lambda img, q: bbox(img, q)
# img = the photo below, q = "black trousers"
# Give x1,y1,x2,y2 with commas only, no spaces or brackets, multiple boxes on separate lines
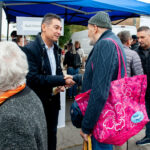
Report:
44,96,60,150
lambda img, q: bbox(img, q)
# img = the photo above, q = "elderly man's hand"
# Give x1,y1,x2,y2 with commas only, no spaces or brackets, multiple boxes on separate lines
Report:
80,129,91,142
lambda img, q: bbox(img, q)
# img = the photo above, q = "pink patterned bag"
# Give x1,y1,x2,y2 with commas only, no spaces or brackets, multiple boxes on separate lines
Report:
75,38,149,146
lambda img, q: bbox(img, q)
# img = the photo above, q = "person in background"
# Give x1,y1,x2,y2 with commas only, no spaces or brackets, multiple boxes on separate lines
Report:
16,35,28,48
22,13,75,150
62,45,66,56
135,26,150,146
130,35,139,50
0,41,47,150
63,42,80,99
60,45,66,68
69,11,126,150
117,30,143,76
10,30,17,43
74,41,85,67
114,30,143,150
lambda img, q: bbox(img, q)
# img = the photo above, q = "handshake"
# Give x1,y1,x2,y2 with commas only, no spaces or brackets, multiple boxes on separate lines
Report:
52,74,75,95
64,74,75,88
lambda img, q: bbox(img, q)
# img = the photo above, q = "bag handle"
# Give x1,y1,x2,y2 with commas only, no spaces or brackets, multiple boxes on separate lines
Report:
83,136,92,150
104,38,127,79
91,38,127,79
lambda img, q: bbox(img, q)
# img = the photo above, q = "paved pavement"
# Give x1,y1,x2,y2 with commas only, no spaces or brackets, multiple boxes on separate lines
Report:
57,99,82,150
57,99,150,150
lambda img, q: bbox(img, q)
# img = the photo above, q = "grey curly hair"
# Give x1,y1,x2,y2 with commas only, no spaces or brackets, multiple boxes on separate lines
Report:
0,41,28,91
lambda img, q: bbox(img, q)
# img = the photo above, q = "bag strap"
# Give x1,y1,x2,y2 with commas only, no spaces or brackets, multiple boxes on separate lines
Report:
83,136,92,150
104,38,127,79
91,38,127,79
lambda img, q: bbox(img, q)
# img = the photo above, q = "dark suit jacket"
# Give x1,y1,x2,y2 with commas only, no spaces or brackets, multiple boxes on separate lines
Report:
23,34,65,110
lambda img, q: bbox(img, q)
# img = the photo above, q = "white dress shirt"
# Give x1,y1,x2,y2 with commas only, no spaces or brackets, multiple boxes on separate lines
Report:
45,44,56,75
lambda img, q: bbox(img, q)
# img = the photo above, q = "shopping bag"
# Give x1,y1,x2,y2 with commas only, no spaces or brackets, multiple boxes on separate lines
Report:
75,38,149,146
70,100,83,128
83,136,92,150
70,90,91,128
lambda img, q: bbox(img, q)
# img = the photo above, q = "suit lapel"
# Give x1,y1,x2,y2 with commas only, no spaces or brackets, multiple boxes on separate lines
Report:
43,50,52,75
53,44,61,75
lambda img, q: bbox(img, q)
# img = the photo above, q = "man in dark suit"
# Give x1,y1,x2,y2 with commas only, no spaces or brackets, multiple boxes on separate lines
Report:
23,13,75,150
135,26,150,146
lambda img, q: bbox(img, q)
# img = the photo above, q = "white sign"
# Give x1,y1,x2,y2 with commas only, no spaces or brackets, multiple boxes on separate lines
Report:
16,16,64,36
57,91,66,128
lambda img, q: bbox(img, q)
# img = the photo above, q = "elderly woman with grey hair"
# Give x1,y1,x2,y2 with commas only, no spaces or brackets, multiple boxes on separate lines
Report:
0,41,47,150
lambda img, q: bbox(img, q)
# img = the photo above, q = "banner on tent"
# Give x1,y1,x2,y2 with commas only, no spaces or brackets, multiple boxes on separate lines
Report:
16,17,64,36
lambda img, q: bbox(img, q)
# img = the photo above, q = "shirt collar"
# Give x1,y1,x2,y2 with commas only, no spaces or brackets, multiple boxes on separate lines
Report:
44,42,54,51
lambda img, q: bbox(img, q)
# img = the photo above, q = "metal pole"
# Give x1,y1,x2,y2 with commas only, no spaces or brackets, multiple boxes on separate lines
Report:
7,21,9,41
0,1,3,41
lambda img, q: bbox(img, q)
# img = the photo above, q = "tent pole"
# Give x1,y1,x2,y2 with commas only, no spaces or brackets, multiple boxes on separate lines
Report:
113,18,127,25
0,1,3,41
51,3,105,15
7,21,9,41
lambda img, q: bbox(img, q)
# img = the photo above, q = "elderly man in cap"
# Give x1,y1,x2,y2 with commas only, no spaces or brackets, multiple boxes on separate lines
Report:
72,11,126,150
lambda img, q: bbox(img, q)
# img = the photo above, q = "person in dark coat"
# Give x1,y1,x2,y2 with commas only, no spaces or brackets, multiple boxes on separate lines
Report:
117,30,143,76
71,11,126,150
115,30,143,150
63,42,80,99
130,35,139,50
10,30,17,43
22,13,75,150
0,41,48,150
135,26,150,146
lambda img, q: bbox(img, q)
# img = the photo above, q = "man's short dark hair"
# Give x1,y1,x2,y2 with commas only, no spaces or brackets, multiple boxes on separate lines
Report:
132,35,137,40
117,30,131,44
67,40,73,46
11,30,17,37
41,13,61,25
137,26,150,32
